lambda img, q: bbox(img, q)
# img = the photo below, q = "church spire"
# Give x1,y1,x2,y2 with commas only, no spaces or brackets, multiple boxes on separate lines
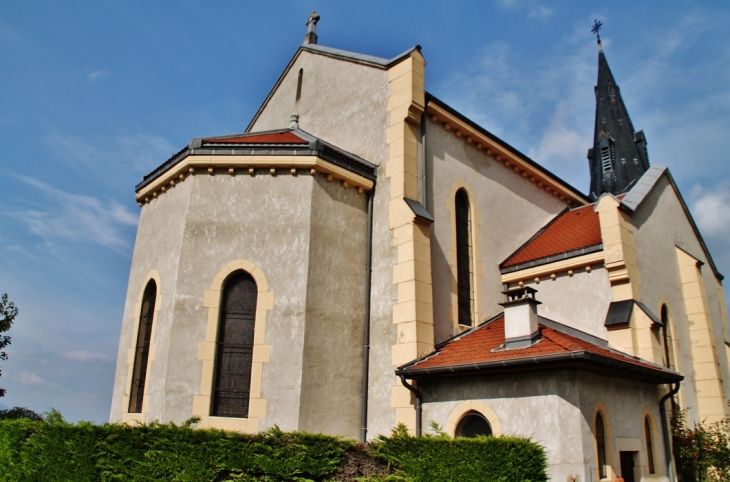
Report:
587,21,649,199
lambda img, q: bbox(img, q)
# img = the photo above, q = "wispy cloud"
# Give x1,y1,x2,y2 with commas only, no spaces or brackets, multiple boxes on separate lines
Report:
495,0,552,20
9,176,138,251
691,182,730,238
62,351,113,363
43,131,176,173
88,70,109,83
18,371,61,389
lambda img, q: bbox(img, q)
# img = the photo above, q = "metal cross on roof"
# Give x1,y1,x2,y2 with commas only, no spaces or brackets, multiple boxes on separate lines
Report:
591,19,603,43
304,11,320,45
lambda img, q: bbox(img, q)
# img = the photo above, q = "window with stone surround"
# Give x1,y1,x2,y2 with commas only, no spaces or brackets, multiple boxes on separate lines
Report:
211,271,257,418
129,280,157,413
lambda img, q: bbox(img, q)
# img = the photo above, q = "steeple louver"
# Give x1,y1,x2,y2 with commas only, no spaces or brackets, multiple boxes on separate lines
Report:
587,39,649,199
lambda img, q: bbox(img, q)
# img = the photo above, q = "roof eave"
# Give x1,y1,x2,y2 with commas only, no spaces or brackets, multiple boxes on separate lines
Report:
397,351,682,385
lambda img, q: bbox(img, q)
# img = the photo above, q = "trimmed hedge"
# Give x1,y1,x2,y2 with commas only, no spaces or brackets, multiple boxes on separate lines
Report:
370,426,548,482
0,418,548,481
0,419,349,481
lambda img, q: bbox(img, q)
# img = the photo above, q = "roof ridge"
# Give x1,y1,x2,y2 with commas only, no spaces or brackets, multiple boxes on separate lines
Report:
541,327,582,352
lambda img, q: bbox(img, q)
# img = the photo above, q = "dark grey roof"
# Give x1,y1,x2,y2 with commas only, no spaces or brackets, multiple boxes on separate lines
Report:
588,43,650,198
136,128,377,192
300,44,421,68
403,197,433,225
618,164,724,281
605,299,662,328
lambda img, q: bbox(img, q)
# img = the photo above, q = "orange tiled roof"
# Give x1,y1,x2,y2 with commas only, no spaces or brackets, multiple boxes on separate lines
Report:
501,204,602,268
202,131,308,145
401,316,680,383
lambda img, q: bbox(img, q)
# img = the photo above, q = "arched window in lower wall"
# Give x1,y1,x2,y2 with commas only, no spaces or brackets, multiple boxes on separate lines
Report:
455,411,492,437
645,416,655,474
211,271,258,418
129,280,157,413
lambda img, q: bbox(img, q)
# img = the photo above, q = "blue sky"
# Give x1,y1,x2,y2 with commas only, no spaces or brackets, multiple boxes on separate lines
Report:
1,1,729,422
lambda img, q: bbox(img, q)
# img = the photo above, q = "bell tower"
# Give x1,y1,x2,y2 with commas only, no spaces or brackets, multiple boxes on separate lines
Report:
587,21,649,199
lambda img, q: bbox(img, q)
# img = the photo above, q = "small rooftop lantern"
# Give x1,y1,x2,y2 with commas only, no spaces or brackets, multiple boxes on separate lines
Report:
499,287,541,349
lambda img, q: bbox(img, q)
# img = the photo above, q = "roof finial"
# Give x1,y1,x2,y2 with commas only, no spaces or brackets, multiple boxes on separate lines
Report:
304,11,320,45
591,19,603,52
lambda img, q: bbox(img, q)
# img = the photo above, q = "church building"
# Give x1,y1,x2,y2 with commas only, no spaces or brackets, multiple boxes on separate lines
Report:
110,15,730,481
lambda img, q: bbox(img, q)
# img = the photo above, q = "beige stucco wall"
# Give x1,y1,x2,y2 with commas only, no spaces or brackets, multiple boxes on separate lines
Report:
426,121,568,343
249,50,390,167
421,371,668,482
631,175,730,422
110,177,192,423
515,266,613,339
298,175,368,439
111,168,377,433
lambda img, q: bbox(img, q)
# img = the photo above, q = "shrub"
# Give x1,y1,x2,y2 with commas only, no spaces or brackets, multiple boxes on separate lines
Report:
368,423,548,482
672,409,730,481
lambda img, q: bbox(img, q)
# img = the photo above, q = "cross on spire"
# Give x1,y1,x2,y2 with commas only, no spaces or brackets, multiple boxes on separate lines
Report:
591,19,603,43
304,11,320,45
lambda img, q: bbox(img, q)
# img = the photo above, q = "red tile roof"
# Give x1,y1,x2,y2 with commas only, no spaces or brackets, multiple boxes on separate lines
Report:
400,316,680,383
202,131,308,145
501,204,602,268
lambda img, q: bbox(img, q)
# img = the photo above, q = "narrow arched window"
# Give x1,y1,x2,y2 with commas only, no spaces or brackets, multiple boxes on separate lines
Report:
212,271,257,418
661,305,675,370
129,280,157,413
596,413,607,479
296,68,303,101
645,416,655,474
455,412,492,437
455,189,474,327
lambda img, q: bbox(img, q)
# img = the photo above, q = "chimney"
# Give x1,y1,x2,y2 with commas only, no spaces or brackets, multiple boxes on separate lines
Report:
499,287,541,349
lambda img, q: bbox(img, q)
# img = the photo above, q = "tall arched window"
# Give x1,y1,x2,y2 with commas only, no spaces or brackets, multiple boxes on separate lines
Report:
596,413,607,479
645,416,655,474
455,189,474,327
212,271,258,418
661,305,675,370
129,280,157,413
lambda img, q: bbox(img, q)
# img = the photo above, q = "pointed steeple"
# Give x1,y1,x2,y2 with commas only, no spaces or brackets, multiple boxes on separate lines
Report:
587,24,649,199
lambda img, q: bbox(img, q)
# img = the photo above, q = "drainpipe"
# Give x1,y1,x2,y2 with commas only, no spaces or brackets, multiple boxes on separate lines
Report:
660,382,681,482
360,187,375,443
399,374,422,437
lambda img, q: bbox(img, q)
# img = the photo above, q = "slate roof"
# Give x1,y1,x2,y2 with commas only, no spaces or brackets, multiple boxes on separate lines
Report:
500,203,602,271
397,316,681,384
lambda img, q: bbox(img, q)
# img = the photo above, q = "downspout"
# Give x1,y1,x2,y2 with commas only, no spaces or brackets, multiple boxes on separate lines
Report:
660,382,681,482
399,374,422,437
360,187,375,443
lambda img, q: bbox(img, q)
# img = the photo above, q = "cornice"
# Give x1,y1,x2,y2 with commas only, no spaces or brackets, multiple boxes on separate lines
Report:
426,101,588,207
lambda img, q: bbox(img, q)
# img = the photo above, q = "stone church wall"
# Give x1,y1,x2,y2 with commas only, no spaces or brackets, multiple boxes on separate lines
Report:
425,120,566,342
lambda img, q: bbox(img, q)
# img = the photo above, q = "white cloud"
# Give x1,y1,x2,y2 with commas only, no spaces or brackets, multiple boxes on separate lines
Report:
10,176,138,251
88,70,109,82
690,182,730,238
529,6,553,19
18,371,60,389
62,351,113,363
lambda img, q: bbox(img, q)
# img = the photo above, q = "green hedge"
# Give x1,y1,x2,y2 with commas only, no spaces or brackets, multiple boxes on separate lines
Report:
0,418,548,481
0,419,349,481
370,426,548,482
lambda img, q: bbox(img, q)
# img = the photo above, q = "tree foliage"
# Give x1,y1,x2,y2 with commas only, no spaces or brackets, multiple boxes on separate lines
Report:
0,293,19,398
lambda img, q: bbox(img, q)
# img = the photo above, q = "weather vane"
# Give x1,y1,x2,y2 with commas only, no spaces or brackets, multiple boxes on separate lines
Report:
591,19,603,43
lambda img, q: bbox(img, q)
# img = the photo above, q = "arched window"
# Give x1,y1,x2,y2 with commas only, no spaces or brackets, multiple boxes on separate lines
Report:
212,271,258,418
296,68,303,101
596,413,607,479
455,411,492,437
129,280,157,413
455,189,474,327
661,305,675,370
645,416,655,474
